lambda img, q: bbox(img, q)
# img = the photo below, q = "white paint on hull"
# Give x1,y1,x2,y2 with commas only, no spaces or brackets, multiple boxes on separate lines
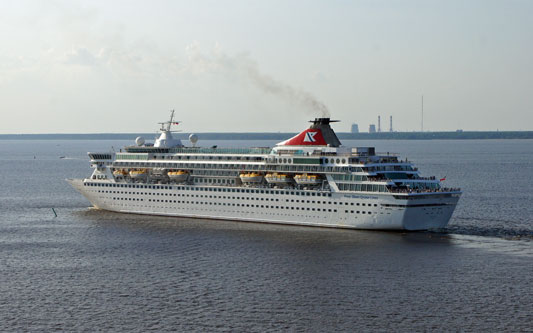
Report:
67,178,459,231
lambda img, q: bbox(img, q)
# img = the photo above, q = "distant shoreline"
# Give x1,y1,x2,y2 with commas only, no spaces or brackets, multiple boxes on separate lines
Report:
1,131,533,140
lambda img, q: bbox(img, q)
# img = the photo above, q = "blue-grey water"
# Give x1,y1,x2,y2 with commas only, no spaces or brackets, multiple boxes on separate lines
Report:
1,139,532,331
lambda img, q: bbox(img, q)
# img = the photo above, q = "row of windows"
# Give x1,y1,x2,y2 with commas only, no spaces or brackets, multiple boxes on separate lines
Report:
345,210,373,214
89,153,112,160
111,197,341,213
118,153,359,166
116,153,266,162
332,174,369,182
397,182,440,190
337,183,389,193
112,197,377,216
124,147,271,155
100,153,414,172
368,165,415,172
191,177,236,184
114,175,237,185
154,154,264,162
98,190,379,208
112,162,354,175
380,172,411,180
99,190,280,202
85,182,333,197
116,152,400,169
286,199,377,207
97,189,380,209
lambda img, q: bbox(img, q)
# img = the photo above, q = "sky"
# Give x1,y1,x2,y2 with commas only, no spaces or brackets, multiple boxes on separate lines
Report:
0,0,532,133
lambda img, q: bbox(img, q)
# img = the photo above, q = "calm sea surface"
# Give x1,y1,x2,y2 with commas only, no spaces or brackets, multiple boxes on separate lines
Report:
1,139,532,331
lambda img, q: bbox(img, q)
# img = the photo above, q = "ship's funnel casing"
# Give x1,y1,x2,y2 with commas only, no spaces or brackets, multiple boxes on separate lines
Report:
277,118,342,147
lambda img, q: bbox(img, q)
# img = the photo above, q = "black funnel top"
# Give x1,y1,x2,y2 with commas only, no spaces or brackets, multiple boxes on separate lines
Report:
309,118,340,126
309,118,342,147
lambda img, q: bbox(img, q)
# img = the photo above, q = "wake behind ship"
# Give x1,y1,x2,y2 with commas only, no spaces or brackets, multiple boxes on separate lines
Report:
68,112,461,230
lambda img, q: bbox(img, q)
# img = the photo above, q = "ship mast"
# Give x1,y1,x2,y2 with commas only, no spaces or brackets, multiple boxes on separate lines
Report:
159,110,176,132
167,110,175,131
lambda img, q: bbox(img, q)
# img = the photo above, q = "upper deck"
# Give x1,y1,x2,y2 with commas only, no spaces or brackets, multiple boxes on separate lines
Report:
85,115,460,196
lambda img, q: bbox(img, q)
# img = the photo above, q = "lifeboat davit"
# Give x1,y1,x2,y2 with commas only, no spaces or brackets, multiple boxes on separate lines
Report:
294,173,322,185
168,170,189,183
240,172,263,183
265,173,293,185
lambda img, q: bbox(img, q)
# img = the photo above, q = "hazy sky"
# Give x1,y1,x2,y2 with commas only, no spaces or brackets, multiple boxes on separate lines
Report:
1,0,532,133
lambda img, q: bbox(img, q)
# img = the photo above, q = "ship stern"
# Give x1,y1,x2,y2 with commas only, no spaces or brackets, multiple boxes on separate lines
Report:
401,194,460,231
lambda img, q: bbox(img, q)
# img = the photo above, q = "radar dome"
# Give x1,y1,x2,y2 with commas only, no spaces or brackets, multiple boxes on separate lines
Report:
135,137,145,146
189,134,198,146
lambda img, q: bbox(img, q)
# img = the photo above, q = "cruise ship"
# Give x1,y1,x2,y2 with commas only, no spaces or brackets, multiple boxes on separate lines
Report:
68,112,461,230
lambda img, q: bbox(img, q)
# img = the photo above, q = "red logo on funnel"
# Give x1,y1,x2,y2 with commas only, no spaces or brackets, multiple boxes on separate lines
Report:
279,129,327,146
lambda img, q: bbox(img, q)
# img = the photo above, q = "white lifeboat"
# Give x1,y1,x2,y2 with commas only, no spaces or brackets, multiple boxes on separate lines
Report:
294,173,322,185
240,172,263,183
265,173,293,185
129,169,147,179
168,170,189,183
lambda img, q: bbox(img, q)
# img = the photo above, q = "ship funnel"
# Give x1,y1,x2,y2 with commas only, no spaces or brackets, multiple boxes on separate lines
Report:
277,117,342,147
308,117,342,147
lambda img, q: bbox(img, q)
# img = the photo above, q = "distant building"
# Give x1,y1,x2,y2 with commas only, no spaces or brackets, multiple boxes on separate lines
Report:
351,123,359,133
369,124,376,133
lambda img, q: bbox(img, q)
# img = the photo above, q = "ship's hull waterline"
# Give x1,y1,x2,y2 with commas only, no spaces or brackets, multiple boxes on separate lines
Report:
68,179,459,231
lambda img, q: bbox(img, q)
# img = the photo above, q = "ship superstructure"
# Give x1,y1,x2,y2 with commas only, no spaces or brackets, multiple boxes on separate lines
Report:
68,112,461,230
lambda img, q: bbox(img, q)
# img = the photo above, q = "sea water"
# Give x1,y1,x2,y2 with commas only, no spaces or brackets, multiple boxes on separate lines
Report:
1,139,532,331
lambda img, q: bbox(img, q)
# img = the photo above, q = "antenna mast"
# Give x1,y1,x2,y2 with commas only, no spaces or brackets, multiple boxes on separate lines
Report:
167,110,175,131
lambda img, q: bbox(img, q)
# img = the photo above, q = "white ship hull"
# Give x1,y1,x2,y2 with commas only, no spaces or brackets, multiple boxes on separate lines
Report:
68,178,459,231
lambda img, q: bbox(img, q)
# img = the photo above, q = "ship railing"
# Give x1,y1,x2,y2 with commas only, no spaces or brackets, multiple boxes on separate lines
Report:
174,147,272,155
416,176,437,180
389,187,461,194
125,146,273,155
375,152,401,156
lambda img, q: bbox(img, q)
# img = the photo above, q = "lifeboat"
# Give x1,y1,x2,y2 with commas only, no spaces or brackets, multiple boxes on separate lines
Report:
239,172,263,183
113,169,128,177
129,169,147,179
294,173,322,185
168,170,189,183
265,173,293,185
